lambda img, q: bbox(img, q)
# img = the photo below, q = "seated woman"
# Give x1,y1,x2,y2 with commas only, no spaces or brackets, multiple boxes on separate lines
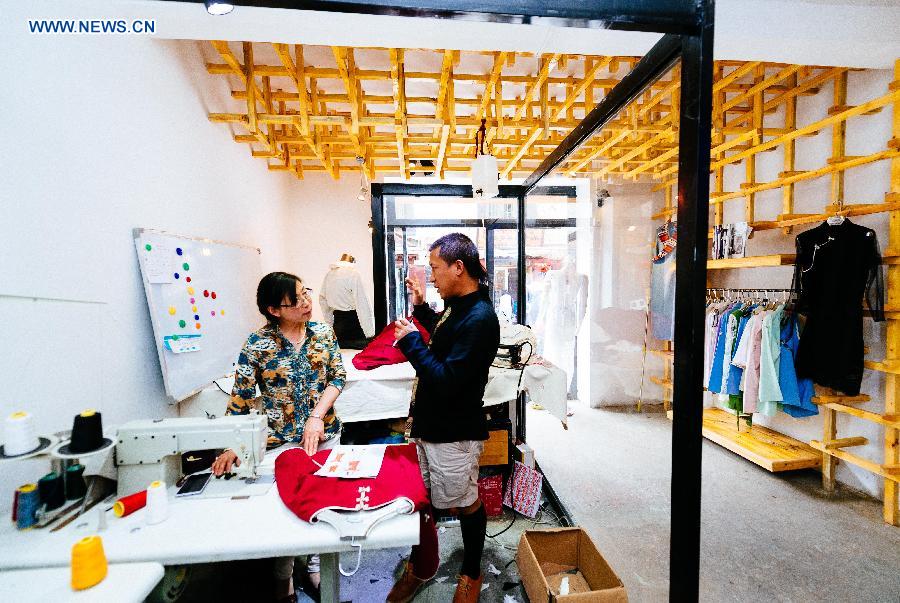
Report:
212,271,345,603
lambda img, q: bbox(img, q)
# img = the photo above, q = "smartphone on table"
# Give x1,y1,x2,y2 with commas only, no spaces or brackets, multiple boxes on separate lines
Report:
175,472,211,497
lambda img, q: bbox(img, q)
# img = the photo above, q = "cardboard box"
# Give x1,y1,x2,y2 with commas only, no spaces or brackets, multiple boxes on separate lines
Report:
514,442,535,468
516,528,627,602
478,429,509,466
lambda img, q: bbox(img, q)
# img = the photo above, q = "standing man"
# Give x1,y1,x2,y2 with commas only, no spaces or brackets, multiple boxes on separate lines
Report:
387,233,500,603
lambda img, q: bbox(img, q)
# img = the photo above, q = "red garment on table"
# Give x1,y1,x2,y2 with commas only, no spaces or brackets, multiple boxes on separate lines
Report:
275,443,430,522
351,317,431,370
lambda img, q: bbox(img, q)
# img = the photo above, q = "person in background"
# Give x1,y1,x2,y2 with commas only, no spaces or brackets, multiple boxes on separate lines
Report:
212,271,345,603
387,233,500,603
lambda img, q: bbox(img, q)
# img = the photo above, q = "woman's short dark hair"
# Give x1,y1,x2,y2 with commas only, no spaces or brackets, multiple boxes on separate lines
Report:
257,271,302,323
430,233,488,286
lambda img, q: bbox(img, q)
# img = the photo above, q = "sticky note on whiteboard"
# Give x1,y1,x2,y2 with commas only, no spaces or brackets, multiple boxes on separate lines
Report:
164,334,202,354
143,241,174,283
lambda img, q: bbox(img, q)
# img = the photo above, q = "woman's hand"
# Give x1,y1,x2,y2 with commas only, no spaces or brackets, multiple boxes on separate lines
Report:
303,416,326,456
211,449,240,476
405,276,425,306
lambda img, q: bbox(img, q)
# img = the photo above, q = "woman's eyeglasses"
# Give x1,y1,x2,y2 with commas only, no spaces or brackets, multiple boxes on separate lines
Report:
280,287,313,308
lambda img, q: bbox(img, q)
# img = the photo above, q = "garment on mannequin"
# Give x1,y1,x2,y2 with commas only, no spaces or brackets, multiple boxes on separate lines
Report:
650,220,676,341
320,255,375,349
534,258,588,395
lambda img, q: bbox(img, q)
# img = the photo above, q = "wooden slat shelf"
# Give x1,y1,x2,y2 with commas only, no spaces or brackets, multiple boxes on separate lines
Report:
811,394,870,405
816,402,900,429
707,254,795,269
650,376,673,390
701,407,822,472
864,360,900,375
810,440,900,483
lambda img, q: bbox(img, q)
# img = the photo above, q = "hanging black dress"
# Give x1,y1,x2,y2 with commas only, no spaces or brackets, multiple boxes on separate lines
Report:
793,219,884,395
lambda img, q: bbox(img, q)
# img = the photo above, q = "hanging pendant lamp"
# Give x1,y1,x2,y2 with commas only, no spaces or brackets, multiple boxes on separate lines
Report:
471,118,499,199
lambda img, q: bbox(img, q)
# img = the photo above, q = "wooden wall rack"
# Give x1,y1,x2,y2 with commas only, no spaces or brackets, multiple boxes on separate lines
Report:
650,60,900,526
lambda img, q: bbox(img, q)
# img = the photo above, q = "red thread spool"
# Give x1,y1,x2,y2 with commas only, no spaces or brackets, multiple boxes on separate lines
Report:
112,490,147,518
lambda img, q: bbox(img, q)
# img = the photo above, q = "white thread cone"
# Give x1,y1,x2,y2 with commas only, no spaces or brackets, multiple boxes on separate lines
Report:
5,411,39,456
145,481,169,525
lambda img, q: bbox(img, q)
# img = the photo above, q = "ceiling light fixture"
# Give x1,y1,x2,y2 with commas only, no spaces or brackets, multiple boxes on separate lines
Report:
471,118,499,199
356,156,369,202
204,1,234,16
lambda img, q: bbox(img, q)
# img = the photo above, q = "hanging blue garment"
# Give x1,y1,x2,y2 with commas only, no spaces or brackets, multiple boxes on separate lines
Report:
725,307,755,396
707,303,736,394
779,313,818,418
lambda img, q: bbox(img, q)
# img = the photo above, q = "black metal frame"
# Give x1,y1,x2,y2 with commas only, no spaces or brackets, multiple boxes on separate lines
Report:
372,184,577,328
251,1,714,599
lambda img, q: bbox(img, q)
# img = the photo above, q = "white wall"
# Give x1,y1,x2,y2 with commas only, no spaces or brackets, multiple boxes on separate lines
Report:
281,174,376,325
0,29,300,505
707,68,895,498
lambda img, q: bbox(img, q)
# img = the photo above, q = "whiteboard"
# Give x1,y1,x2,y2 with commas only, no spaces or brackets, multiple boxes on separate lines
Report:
134,228,263,402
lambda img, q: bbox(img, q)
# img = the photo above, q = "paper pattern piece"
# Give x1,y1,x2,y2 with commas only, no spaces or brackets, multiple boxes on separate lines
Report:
143,242,173,283
314,445,387,479
502,461,542,518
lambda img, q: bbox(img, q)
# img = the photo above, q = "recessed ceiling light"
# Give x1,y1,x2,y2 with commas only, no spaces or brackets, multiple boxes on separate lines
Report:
205,1,234,16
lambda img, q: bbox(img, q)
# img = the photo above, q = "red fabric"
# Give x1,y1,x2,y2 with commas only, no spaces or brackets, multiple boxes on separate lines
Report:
410,505,439,577
351,317,431,370
275,443,430,522
478,474,503,518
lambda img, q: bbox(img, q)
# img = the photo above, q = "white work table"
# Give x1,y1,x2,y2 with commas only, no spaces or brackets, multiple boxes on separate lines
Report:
0,448,419,602
0,562,164,603
339,349,569,427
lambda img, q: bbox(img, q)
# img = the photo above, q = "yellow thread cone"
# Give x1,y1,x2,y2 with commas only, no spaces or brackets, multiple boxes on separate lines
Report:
71,535,107,590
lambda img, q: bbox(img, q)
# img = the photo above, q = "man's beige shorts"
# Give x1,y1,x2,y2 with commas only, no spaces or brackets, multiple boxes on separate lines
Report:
415,439,484,509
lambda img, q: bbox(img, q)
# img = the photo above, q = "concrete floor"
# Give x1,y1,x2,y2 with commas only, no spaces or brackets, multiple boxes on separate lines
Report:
526,402,900,603
332,507,562,603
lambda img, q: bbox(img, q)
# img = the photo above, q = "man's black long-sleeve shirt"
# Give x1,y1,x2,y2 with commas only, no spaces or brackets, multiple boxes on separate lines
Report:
397,290,500,443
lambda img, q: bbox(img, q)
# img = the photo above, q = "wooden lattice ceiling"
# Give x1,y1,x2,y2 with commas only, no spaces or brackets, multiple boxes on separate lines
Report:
205,42,849,181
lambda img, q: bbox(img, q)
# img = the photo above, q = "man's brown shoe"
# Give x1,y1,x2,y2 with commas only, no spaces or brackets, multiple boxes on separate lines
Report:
452,573,483,603
386,561,432,603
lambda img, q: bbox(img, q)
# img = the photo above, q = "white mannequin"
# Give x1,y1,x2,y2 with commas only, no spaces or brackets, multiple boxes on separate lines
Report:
319,255,375,339
534,258,588,394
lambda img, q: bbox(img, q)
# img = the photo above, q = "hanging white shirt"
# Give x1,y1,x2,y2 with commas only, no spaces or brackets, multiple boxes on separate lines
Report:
319,261,375,338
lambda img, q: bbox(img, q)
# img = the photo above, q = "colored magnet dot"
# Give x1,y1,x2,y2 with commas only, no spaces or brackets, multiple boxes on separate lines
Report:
179,320,186,328
182,263,190,271
190,298,195,304
174,273,180,279
203,290,209,298
144,244,152,251
220,310,225,315
186,277,191,283
168,306,176,315
172,335,179,341
187,287,194,295
211,292,217,300
211,311,216,316
176,248,183,256
194,315,200,320
195,323,201,329
191,305,197,312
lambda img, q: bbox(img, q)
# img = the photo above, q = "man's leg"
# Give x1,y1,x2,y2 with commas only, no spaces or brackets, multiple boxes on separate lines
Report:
422,440,485,602
457,498,487,580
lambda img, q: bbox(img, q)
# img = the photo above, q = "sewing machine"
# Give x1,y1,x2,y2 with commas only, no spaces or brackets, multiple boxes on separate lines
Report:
495,323,536,369
115,414,268,496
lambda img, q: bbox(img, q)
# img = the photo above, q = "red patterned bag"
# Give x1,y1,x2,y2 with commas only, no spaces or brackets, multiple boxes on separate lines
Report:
502,461,542,518
478,474,504,518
